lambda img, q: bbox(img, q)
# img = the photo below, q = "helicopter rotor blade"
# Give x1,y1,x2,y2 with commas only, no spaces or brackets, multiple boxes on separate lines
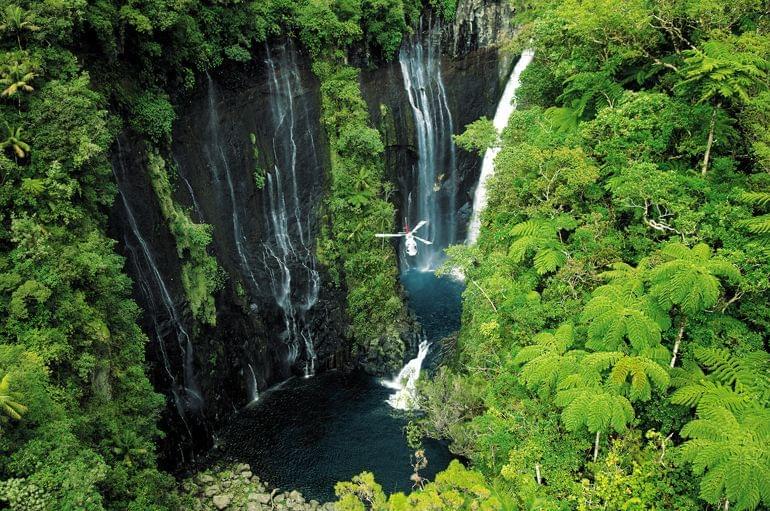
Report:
375,233,406,238
414,236,433,245
411,220,428,233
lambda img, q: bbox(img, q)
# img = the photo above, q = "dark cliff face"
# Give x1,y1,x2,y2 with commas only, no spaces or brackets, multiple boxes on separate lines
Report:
109,41,349,463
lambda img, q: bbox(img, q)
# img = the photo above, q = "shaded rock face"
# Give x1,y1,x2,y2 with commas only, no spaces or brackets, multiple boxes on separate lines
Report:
446,0,517,59
109,41,349,463
361,10,514,247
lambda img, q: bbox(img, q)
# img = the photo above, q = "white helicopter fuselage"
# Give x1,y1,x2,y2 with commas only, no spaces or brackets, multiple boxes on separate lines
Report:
404,234,418,256
375,220,431,257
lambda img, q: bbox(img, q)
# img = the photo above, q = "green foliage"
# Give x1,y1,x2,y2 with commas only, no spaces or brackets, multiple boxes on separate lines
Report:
575,432,699,511
454,117,497,154
581,283,670,354
146,150,220,326
676,37,769,106
739,187,770,236
314,60,407,363
129,92,175,143
335,460,503,510
649,243,740,316
508,218,572,275
0,372,26,427
672,349,770,510
249,132,265,190
411,2,770,510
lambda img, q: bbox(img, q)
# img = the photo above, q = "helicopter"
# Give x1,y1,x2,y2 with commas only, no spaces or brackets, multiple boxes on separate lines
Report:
375,220,433,257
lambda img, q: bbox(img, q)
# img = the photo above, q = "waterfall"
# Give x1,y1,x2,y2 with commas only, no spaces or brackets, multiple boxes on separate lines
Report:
263,43,320,376
399,23,457,271
204,73,262,294
113,140,202,436
466,50,535,244
247,363,259,403
383,339,431,410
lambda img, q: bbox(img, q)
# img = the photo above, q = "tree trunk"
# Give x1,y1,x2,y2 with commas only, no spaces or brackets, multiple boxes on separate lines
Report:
471,278,497,312
724,499,729,511
701,104,719,176
593,431,600,462
670,320,686,368
535,464,542,485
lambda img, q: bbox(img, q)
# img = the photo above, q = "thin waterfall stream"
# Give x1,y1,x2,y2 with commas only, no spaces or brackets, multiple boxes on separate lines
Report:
466,50,535,244
262,43,321,377
113,140,203,441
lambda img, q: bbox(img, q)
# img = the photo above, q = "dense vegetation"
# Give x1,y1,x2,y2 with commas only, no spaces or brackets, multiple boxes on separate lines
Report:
1,0,768,509
336,0,770,510
0,0,442,508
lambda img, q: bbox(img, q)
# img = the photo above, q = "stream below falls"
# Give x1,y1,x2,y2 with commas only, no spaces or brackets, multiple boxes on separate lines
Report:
202,270,464,502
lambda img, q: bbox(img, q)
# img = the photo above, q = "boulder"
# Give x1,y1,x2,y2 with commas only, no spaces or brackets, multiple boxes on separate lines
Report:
212,494,231,510
198,474,216,484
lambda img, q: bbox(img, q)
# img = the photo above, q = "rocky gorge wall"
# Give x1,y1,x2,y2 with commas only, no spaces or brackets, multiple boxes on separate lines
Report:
107,0,517,465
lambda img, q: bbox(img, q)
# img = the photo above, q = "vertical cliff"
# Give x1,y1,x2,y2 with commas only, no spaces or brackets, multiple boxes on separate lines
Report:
109,41,350,461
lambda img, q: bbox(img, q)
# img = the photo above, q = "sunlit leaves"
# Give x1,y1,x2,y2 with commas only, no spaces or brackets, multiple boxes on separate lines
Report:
678,38,769,105
650,243,740,315
508,218,571,275
581,283,670,354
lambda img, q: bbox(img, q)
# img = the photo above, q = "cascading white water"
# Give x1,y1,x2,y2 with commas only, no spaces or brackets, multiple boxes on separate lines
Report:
263,43,320,376
205,73,263,294
247,363,259,403
113,140,202,435
466,50,535,245
383,339,431,410
399,22,457,271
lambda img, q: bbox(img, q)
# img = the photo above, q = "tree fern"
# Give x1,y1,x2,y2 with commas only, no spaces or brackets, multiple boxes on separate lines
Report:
674,349,770,510
739,189,770,236
690,347,770,405
0,374,27,428
515,323,584,399
650,242,740,315
607,355,670,402
556,384,635,435
508,219,570,275
679,401,770,510
581,283,670,355
597,259,651,295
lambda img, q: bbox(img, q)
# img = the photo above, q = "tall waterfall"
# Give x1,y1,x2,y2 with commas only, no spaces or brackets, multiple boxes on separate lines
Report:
204,73,262,294
383,339,431,410
466,50,535,244
113,140,202,437
399,25,458,271
262,43,320,376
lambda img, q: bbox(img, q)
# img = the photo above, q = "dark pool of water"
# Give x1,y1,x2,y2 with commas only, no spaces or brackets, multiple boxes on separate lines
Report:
401,269,464,342
203,270,464,502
